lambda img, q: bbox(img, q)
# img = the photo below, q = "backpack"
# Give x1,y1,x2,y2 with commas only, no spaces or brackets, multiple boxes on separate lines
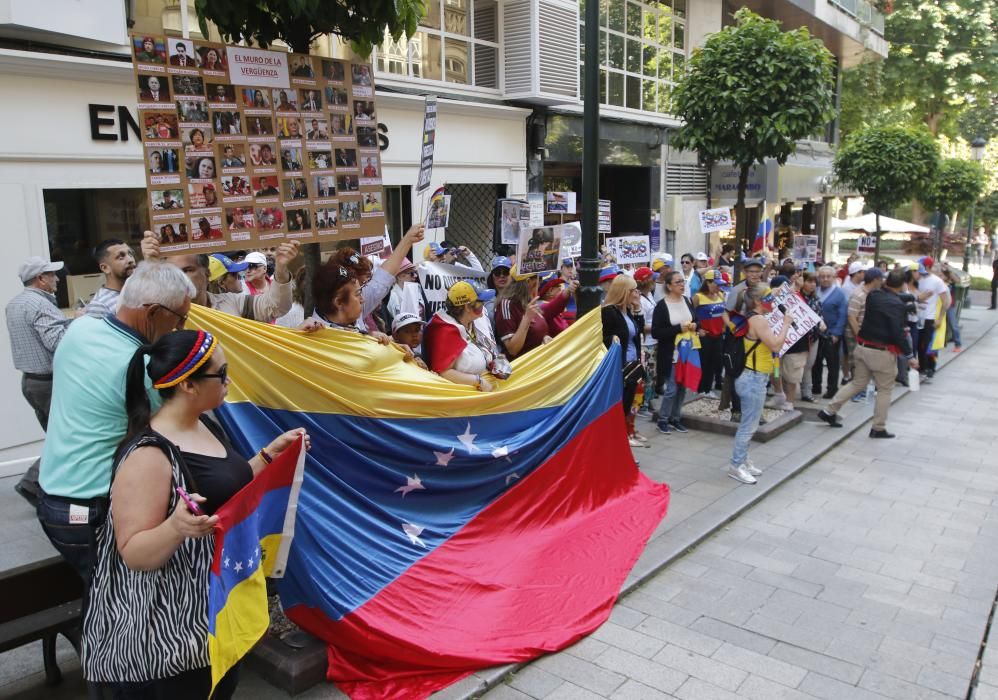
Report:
723,331,761,379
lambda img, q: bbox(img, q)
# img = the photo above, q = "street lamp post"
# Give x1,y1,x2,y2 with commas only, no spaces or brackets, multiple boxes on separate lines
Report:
576,0,602,318
963,136,988,272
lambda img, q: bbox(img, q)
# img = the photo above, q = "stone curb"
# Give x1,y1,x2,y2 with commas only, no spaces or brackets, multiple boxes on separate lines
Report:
438,310,998,700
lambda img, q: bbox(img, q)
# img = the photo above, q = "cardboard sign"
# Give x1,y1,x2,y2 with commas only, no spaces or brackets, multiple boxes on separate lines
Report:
499,199,526,245
517,224,565,275
360,234,385,256
559,221,582,260
766,282,822,357
426,194,451,229
527,192,545,227
416,261,487,316
698,207,733,234
792,235,819,263
606,235,650,264
546,191,576,215
131,33,386,254
415,96,437,193
857,235,876,254
598,199,612,234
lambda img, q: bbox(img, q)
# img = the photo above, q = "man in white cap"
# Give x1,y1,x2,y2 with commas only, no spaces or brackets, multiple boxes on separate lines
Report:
841,260,866,300
5,256,73,504
651,253,673,301
242,250,272,295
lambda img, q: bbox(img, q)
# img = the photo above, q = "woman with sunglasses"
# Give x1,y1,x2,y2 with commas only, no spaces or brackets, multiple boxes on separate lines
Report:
423,281,502,390
485,255,513,325
727,283,793,484
652,271,698,435
82,329,308,698
385,258,421,325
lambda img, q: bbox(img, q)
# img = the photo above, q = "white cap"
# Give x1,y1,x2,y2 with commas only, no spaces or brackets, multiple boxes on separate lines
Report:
695,251,709,261
392,312,425,334
245,251,268,267
848,261,865,275
18,256,63,284
653,252,674,264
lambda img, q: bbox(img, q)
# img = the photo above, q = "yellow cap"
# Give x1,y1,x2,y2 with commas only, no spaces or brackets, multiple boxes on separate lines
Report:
651,259,667,272
447,281,479,305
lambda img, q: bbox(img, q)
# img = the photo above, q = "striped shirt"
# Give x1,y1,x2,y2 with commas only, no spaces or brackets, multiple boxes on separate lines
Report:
84,286,120,320
4,287,72,374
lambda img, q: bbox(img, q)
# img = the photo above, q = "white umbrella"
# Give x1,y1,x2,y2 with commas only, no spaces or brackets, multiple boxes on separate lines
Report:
830,213,929,234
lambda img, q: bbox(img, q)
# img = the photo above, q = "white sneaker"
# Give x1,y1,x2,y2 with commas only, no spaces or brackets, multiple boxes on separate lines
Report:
628,436,644,448
765,395,787,409
744,459,762,476
727,464,758,484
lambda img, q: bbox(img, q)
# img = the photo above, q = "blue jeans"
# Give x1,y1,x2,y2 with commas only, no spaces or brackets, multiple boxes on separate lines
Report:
36,491,106,586
946,305,962,346
731,370,768,466
657,365,686,427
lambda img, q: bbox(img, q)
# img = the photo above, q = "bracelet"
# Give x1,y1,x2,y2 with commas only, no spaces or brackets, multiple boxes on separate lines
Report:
474,374,482,390
258,447,273,464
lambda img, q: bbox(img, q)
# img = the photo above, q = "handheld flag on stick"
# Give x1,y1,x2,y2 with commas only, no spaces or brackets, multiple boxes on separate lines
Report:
751,219,771,254
207,435,307,694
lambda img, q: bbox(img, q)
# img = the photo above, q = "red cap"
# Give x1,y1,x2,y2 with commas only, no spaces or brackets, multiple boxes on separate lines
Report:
633,266,654,282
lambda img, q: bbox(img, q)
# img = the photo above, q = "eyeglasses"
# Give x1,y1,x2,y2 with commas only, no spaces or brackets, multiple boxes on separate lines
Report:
145,303,188,326
247,263,265,270
681,260,693,265
399,270,418,278
493,269,510,277
200,364,228,384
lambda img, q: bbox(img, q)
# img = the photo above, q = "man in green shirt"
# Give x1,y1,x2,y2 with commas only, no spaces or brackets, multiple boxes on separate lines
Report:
37,261,194,583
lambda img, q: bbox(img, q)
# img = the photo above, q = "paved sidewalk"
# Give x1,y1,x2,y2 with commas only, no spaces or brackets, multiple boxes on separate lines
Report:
476,306,998,698
2,301,996,699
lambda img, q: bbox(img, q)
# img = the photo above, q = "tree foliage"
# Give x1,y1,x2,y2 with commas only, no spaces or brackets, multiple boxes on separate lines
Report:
921,158,988,216
978,191,998,232
834,126,940,214
194,0,424,55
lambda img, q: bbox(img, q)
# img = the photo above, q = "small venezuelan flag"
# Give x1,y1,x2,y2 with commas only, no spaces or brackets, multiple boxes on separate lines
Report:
207,435,306,693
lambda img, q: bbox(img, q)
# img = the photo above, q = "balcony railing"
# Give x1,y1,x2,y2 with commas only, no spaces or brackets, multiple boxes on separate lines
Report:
828,0,885,34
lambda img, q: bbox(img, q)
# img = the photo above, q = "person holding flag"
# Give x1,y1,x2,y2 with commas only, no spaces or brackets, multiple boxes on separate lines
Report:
693,270,729,398
82,329,309,698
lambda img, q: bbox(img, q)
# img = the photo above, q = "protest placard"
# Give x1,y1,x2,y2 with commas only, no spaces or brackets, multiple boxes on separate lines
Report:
417,261,487,316
765,282,822,356
698,207,733,234
559,221,582,260
792,235,818,263
426,193,451,229
415,97,437,193
857,235,876,254
606,235,650,264
546,191,576,214
517,224,564,275
131,33,385,254
527,192,545,227
598,199,612,234
498,199,525,245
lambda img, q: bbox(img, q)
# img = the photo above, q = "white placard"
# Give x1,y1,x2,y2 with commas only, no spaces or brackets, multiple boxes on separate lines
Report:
857,236,877,254
527,193,545,227
698,207,733,234
766,282,822,357
559,221,582,259
606,235,650,264
417,261,487,316
226,46,290,88
546,191,576,214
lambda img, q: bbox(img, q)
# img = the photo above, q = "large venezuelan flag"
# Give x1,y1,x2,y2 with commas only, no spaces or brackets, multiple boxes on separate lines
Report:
188,306,670,699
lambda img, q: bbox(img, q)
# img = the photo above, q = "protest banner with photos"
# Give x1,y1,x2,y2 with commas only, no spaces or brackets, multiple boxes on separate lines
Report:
131,33,385,254
546,192,576,215
517,224,565,275
766,282,822,356
498,199,526,245
416,97,437,193
426,192,451,229
698,207,733,234
792,235,818,263
606,235,650,264
417,261,487,316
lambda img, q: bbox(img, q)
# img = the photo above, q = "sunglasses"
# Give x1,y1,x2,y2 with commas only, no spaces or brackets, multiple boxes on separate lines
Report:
398,270,418,278
493,269,511,276
247,263,265,270
681,260,693,265
200,364,228,383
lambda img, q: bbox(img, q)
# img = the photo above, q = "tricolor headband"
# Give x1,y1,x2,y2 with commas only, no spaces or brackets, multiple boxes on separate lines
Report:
153,330,218,389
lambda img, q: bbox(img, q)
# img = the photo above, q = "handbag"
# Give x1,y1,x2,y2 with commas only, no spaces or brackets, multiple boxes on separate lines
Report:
623,359,644,386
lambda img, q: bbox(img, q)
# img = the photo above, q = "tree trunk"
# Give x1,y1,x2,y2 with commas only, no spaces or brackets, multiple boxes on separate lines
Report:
733,163,750,283
874,210,882,264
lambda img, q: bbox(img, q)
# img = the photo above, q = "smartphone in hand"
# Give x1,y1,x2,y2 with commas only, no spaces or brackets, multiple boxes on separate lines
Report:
175,486,204,516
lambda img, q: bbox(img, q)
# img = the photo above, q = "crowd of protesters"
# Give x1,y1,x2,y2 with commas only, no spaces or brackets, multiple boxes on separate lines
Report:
2,223,971,694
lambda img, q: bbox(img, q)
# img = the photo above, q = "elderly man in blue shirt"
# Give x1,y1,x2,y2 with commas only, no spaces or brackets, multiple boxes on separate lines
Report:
810,265,847,399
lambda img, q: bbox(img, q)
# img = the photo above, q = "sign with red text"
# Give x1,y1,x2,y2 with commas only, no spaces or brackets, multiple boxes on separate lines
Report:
765,283,822,356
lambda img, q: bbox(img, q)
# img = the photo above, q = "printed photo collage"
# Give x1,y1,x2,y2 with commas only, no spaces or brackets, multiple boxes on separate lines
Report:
131,34,386,252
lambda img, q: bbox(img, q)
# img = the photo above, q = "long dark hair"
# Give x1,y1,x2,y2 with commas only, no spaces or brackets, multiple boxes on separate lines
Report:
121,330,214,449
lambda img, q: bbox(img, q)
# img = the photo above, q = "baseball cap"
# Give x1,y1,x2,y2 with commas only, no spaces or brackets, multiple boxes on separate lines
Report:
538,271,565,297
208,253,249,282
848,261,865,275
491,255,513,272
743,256,764,268
429,242,446,256
599,264,620,283
396,258,415,275
695,251,709,262
561,257,575,267
770,275,790,288
702,269,719,282
918,256,934,274
653,252,674,265
18,257,63,284
391,311,425,334
447,280,496,306
651,258,671,272
633,266,654,282
864,268,884,284
245,251,268,268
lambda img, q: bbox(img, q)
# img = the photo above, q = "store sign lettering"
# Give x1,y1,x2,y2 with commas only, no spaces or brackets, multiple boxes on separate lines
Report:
91,104,390,151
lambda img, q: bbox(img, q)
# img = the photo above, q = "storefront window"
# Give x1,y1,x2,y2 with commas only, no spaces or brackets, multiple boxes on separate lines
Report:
581,0,687,116
373,0,500,90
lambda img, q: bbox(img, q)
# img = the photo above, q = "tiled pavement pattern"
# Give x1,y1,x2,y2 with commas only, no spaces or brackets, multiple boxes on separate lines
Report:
480,310,998,698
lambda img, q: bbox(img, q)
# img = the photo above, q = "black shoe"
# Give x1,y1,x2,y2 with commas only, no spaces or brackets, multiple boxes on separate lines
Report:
670,420,689,434
822,390,837,400
800,396,816,403
13,482,39,508
817,409,842,427
869,429,895,439
730,411,741,423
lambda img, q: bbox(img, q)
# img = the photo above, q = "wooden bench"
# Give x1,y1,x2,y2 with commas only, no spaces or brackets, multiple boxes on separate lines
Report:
0,556,84,685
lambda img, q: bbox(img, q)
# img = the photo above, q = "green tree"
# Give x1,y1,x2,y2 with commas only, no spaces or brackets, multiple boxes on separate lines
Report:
670,9,835,264
978,191,998,233
881,0,998,137
195,0,424,55
921,158,988,257
833,126,940,261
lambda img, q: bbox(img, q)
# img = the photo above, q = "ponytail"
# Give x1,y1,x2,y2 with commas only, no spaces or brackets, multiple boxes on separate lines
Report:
120,344,154,452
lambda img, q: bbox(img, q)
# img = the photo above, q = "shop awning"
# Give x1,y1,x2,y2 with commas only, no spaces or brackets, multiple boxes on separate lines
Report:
830,213,929,234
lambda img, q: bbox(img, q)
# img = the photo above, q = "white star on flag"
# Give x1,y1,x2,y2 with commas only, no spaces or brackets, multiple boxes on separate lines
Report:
458,423,479,453
433,447,455,466
223,557,230,568
506,472,521,485
395,474,425,497
234,561,244,573
248,557,255,568
402,522,426,548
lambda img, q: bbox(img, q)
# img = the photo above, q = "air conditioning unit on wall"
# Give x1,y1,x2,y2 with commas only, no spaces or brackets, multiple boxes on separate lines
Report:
662,196,684,231
503,0,580,105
